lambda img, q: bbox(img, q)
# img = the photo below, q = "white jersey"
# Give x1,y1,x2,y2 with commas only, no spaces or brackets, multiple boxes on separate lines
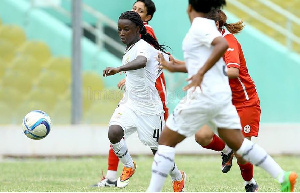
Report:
120,39,165,115
182,17,232,101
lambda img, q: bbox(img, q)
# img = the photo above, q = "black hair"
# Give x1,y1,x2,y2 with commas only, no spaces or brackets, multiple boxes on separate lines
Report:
134,0,156,21
119,11,167,52
188,0,226,13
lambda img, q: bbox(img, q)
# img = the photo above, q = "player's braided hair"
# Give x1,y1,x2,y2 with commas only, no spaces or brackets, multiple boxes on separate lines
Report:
119,11,167,53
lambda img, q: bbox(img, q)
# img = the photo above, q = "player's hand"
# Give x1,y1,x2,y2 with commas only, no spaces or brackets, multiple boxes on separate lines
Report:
117,78,126,90
157,53,175,72
183,72,204,91
103,67,120,77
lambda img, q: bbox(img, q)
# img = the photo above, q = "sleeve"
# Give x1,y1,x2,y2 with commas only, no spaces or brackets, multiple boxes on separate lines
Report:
195,20,222,47
136,42,150,61
223,35,240,69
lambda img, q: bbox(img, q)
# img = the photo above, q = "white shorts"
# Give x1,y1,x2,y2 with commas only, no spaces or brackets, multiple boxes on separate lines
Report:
166,93,241,137
109,104,165,150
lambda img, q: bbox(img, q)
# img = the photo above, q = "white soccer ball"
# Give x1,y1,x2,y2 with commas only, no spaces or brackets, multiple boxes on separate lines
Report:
22,110,51,140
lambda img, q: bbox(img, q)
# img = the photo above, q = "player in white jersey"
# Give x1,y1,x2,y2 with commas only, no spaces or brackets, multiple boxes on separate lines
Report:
147,0,297,192
103,11,185,190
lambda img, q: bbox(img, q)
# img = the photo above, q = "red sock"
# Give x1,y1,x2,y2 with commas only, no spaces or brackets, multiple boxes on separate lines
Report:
108,145,119,171
238,162,253,181
202,134,225,151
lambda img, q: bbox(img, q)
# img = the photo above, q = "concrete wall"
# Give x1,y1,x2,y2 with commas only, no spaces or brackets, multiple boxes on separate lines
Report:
0,124,299,157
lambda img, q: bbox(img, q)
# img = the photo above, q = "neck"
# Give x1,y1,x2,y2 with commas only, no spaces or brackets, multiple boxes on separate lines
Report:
189,11,206,23
126,37,140,49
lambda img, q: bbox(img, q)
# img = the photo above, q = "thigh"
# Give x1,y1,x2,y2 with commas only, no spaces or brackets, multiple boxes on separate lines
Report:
166,97,210,137
237,105,261,137
212,102,242,130
109,104,137,138
136,113,165,150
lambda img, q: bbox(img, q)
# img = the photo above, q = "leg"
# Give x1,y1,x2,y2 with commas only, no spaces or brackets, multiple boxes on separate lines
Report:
236,105,260,191
108,125,136,188
147,126,186,192
218,128,297,192
94,145,119,187
235,137,258,192
106,146,120,180
195,126,233,173
151,148,186,192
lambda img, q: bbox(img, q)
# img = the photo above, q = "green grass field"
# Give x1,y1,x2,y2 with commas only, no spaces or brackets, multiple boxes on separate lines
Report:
0,155,299,192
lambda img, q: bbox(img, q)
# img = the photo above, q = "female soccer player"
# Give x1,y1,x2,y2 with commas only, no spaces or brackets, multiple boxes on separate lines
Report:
194,9,260,192
95,0,172,189
147,0,297,192
157,8,261,192
102,11,185,191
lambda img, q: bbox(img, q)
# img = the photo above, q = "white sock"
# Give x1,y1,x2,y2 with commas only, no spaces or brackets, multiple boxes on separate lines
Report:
147,145,175,192
236,138,284,183
106,170,117,181
244,178,256,185
111,139,134,168
222,144,232,155
169,163,182,181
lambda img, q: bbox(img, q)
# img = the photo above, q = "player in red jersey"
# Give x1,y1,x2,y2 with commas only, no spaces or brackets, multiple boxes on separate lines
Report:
94,0,173,189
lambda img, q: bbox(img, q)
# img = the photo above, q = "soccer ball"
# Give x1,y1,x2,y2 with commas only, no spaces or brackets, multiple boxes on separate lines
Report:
22,110,51,140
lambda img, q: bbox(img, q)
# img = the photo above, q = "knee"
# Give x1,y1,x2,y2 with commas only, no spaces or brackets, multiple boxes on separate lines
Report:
195,130,214,146
108,125,124,144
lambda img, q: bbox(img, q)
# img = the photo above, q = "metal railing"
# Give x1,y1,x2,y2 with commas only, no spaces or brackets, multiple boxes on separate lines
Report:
227,0,300,51
30,0,125,55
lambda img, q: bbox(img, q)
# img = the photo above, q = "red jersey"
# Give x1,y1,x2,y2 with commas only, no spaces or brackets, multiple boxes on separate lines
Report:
144,22,157,40
144,22,168,120
222,29,260,109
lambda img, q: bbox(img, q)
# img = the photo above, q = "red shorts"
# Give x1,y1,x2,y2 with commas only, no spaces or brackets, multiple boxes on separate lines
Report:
236,105,261,137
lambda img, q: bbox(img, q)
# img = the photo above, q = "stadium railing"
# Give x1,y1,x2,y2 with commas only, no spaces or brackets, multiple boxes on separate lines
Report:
227,0,300,53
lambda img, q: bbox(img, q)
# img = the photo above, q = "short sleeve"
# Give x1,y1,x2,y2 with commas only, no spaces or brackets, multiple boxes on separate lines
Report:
194,19,221,47
136,42,150,61
224,34,240,69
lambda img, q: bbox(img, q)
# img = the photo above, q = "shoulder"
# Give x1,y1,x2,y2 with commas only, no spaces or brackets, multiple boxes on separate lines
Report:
144,23,157,40
191,18,219,35
135,39,156,54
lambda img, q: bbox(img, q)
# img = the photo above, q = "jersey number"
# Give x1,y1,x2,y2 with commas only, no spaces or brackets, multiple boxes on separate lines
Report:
223,65,228,76
153,116,163,142
153,129,160,142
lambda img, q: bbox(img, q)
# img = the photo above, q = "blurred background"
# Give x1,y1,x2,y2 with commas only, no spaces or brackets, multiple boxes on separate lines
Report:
0,0,299,157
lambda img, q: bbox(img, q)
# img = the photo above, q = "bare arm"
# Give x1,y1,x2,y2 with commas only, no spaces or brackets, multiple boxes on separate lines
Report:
184,36,229,91
227,67,239,79
157,53,187,73
103,56,147,77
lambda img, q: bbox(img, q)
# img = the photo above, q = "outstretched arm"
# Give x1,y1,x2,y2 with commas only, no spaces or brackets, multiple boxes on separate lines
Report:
157,53,187,73
103,56,147,77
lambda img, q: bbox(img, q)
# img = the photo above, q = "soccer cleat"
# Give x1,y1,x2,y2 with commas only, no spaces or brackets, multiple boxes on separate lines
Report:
117,162,136,188
221,150,234,173
172,171,186,192
93,177,117,187
280,171,298,192
245,183,259,192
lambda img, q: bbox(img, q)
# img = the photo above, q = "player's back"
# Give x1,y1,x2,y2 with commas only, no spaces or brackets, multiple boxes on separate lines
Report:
223,32,258,107
183,17,231,101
